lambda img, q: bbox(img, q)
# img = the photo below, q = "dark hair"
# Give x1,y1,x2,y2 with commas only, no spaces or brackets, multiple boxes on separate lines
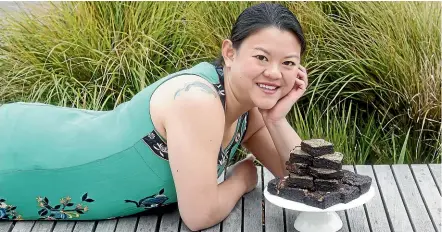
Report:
215,3,306,66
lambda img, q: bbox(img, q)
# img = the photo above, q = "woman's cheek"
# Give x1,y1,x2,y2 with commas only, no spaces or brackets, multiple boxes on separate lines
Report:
280,87,291,98
283,72,296,90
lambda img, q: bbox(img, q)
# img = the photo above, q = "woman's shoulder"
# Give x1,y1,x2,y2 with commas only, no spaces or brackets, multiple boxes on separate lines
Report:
151,72,221,104
150,61,223,107
149,68,225,135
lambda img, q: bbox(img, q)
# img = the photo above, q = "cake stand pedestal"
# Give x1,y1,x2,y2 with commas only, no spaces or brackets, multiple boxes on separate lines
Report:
264,186,375,232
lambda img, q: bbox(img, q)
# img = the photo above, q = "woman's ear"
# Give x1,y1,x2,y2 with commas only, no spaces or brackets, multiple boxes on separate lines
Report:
221,39,235,68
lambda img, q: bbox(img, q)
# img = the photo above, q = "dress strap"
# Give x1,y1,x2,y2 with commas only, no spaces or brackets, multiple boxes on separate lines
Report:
214,66,227,111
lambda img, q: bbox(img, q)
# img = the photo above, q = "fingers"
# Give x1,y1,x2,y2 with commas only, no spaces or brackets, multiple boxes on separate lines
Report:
298,65,307,76
294,76,307,90
297,65,308,87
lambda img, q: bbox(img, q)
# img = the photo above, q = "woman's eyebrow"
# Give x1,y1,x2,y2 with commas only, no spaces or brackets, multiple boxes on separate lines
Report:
254,47,271,55
254,47,299,59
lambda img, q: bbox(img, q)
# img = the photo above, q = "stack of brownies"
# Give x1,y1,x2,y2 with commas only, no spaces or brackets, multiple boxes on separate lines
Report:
268,139,372,209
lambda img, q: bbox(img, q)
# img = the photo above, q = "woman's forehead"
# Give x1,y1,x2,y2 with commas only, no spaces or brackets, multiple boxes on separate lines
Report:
241,27,302,57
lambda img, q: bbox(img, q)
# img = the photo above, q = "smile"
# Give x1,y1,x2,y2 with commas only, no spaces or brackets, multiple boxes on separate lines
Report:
257,83,279,94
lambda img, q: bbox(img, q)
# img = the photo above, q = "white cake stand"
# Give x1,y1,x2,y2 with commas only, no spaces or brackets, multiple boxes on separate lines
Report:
264,186,375,232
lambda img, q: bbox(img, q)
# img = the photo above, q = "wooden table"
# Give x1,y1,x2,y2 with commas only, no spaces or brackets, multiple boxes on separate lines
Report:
1,164,440,232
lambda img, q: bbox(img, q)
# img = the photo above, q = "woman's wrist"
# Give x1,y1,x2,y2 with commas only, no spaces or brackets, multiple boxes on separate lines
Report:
263,117,287,128
262,117,302,176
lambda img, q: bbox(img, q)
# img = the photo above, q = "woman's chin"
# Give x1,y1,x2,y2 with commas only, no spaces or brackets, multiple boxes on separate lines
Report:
253,99,277,110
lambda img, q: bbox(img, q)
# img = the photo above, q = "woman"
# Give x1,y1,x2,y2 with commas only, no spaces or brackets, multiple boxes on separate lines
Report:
0,2,308,231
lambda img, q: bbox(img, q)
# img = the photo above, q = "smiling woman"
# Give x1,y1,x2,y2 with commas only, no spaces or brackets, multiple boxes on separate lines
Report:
0,2,308,231
221,27,305,110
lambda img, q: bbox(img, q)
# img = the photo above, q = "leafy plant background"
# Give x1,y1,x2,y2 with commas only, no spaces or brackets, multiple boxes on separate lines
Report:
0,1,440,165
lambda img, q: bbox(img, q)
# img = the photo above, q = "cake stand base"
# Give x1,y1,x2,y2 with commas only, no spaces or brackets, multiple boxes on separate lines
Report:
294,211,342,232
264,186,375,232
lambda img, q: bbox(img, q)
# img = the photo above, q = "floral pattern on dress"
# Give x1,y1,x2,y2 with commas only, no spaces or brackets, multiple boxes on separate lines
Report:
213,83,226,108
218,148,228,166
240,112,249,143
36,193,94,220
215,66,227,110
125,188,169,209
0,199,22,220
142,131,169,160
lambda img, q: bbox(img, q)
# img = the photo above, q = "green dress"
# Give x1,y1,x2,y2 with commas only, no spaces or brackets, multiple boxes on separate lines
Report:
0,62,249,220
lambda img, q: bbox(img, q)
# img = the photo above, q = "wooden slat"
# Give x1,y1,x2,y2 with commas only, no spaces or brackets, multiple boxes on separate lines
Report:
94,220,117,232
31,221,54,232
243,166,263,232
412,164,441,232
263,168,284,232
115,217,138,232
11,221,35,232
161,210,180,232
392,165,436,232
52,222,75,232
72,222,95,232
374,165,414,232
429,164,441,194
342,165,370,232
136,215,158,232
0,222,13,232
221,166,242,232
355,165,391,232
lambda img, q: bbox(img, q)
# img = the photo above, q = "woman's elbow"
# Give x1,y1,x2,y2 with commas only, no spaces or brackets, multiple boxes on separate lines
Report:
180,206,218,231
182,220,205,232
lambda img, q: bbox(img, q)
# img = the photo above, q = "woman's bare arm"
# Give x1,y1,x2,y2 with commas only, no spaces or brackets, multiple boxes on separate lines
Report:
164,78,249,231
242,107,302,178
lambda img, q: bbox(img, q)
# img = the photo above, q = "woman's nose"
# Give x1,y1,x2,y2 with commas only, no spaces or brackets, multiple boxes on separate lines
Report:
263,64,282,79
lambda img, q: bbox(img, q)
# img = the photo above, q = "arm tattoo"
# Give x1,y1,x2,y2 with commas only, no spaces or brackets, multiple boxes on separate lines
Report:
174,81,218,99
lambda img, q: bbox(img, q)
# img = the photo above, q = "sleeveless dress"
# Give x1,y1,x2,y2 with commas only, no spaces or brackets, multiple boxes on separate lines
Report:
0,62,249,220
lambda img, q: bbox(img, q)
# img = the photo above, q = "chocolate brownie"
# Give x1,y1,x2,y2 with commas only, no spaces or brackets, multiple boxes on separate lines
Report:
286,173,314,189
314,179,340,191
309,167,343,179
279,186,307,203
303,191,342,209
286,163,310,176
342,170,372,194
312,152,343,170
301,139,334,157
338,184,360,203
267,178,284,195
289,147,313,165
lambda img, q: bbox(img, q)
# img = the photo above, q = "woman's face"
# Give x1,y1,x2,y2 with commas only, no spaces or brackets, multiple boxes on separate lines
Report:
224,26,302,110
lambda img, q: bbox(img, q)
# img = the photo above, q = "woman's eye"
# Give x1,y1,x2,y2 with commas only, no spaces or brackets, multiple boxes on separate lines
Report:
254,55,268,61
283,61,296,66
